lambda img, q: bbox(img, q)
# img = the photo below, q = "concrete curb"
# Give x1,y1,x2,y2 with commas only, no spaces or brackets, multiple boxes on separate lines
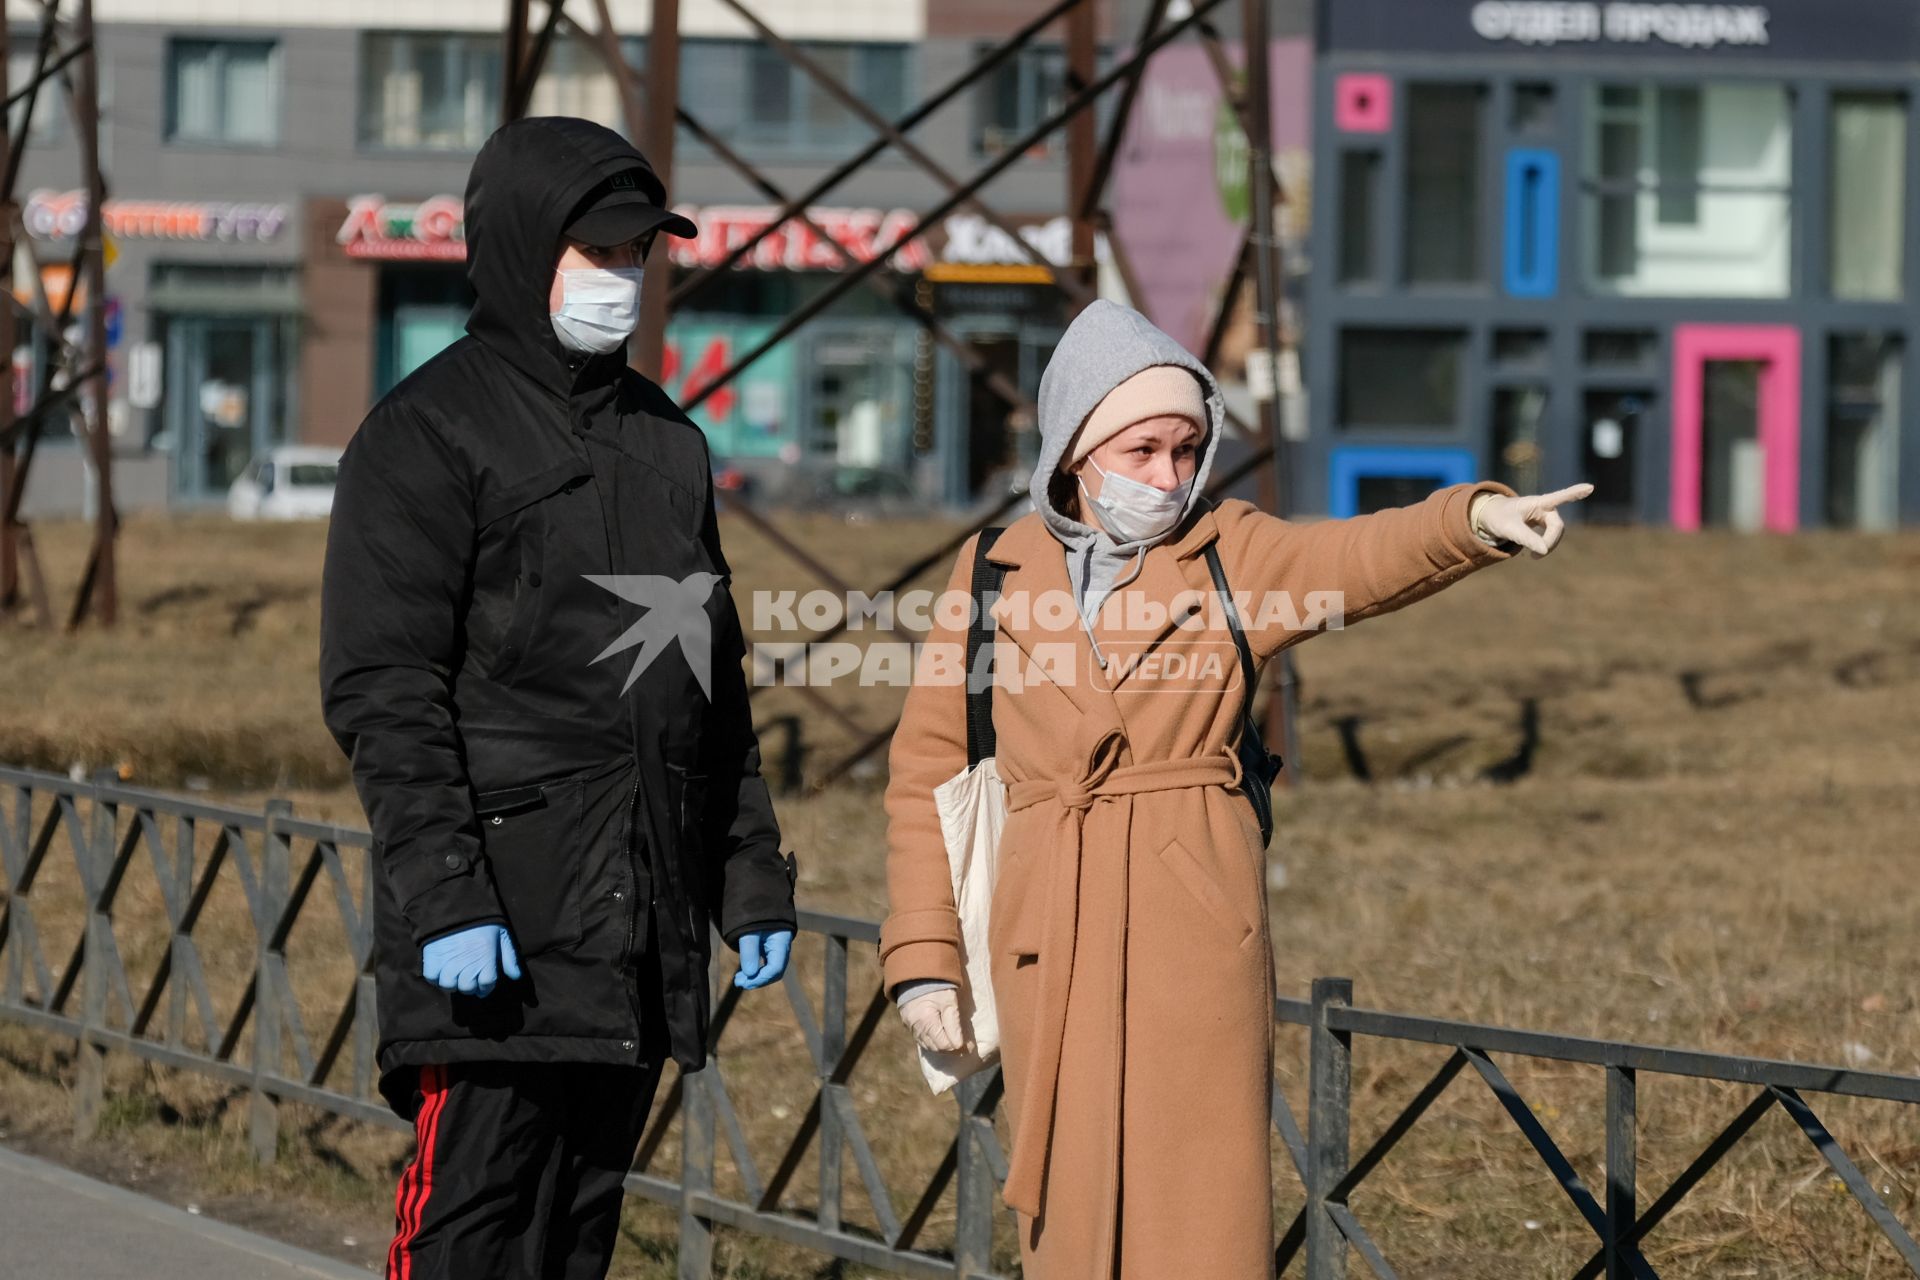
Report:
0,1143,376,1278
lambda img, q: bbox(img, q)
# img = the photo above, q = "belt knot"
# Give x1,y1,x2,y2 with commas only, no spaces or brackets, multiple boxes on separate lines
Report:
1056,780,1094,811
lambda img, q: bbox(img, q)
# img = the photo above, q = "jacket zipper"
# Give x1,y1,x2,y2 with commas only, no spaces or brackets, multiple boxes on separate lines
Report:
620,769,644,1055
620,771,640,967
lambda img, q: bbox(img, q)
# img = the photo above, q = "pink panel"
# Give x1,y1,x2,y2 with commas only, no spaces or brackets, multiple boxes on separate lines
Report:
1670,324,1802,533
1334,74,1392,134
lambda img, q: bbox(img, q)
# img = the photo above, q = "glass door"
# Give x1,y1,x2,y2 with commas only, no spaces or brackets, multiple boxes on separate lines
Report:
163,315,286,501
1670,324,1801,531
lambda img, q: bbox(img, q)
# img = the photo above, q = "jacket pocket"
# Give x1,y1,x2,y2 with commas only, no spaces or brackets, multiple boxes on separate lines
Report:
475,460,590,683
475,773,587,957
1153,835,1254,945
989,845,1047,958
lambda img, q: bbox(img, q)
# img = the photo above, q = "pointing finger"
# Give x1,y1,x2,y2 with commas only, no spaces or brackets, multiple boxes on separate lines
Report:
1537,483,1595,510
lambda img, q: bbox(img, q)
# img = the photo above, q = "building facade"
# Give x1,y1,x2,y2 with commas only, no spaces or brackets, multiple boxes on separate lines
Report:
15,0,1135,516
1305,0,1920,528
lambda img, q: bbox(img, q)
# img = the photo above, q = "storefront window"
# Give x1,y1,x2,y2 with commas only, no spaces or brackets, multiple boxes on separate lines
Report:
525,38,622,132
1404,84,1485,286
1582,389,1647,524
1583,82,1792,298
168,39,279,146
974,44,1114,160
1492,386,1547,495
376,268,474,398
360,33,503,151
1337,150,1381,285
1830,94,1907,302
8,48,64,144
1337,329,1464,428
1826,333,1902,529
150,265,300,501
645,39,912,156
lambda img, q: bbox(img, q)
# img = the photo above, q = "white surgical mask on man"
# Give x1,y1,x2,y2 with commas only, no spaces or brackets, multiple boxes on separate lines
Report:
550,265,644,354
1077,454,1194,544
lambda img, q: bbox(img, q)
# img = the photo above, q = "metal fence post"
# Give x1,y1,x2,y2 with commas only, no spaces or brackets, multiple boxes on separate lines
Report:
251,799,291,1164
954,1071,995,1280
1605,1066,1637,1280
1307,977,1353,1280
72,781,112,1141
819,934,847,1234
679,1067,717,1280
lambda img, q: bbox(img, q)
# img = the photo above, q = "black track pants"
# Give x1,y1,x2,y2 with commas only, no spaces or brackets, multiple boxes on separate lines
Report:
383,1058,666,1279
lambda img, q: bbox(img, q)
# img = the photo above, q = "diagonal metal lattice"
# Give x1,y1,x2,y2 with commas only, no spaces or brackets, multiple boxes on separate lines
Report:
8,771,1920,1278
500,0,1302,793
1284,979,1920,1280
0,0,116,630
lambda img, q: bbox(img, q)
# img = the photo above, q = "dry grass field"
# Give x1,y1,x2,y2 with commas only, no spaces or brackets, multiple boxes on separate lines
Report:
2,508,1919,1277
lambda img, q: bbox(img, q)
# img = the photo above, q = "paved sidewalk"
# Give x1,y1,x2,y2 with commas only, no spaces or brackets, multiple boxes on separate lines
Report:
0,1144,373,1278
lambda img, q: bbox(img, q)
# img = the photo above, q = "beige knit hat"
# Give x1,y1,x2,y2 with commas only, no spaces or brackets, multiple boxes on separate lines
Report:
1067,364,1207,466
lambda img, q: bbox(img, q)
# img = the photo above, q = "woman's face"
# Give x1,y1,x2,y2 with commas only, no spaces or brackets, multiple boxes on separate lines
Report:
548,234,653,313
1070,415,1203,503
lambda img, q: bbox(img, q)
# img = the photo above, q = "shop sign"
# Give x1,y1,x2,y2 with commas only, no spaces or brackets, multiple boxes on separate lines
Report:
1469,3,1768,47
1326,0,1918,60
667,206,934,273
25,189,287,242
336,194,467,261
331,195,1115,277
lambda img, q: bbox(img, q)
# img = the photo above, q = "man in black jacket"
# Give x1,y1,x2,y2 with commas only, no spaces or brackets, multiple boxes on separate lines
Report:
319,116,797,1279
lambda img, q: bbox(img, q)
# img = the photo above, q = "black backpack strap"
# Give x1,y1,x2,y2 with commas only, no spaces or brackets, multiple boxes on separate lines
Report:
1203,543,1260,729
965,528,1008,767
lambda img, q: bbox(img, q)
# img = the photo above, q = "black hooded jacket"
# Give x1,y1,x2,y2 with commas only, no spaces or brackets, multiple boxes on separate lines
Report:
318,117,796,1117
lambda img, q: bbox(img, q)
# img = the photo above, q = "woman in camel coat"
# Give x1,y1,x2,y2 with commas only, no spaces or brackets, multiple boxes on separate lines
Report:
880,301,1589,1279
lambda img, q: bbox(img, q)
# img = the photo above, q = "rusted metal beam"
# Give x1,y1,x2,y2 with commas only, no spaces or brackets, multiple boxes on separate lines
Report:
632,0,680,380
1063,0,1099,306
0,21,15,612
711,0,1096,310
678,0,1236,417
668,0,1084,307
502,0,531,126
572,12,1038,424
66,0,112,628
1078,0,1172,222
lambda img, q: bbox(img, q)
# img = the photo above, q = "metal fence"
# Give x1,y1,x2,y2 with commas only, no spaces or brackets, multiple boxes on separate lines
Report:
3,765,1917,1278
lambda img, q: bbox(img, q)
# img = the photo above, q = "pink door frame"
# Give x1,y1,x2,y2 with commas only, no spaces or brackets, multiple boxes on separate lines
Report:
1670,324,1802,532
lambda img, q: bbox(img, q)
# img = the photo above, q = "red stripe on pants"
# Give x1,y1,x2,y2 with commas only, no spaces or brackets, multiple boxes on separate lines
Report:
387,1064,449,1280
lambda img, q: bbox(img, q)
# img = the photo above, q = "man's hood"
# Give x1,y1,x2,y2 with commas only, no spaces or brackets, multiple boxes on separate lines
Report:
462,116,672,397
1028,299,1225,551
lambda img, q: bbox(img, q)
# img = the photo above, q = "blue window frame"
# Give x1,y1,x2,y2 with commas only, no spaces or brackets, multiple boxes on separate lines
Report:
1504,147,1560,298
1329,446,1477,518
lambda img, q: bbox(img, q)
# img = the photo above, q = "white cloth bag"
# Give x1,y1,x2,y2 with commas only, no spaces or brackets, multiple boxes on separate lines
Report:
915,754,1008,1094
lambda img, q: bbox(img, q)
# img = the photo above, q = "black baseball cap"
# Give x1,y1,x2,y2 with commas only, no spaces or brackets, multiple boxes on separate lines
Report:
563,167,698,247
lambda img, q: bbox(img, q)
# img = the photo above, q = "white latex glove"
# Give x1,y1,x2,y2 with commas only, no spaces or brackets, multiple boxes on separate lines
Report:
1470,483,1595,558
899,986,968,1054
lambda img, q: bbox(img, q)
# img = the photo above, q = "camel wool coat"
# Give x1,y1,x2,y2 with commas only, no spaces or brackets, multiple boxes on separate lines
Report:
880,480,1518,1279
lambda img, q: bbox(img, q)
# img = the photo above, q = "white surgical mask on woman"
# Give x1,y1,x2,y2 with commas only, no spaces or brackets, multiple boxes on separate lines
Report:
1076,454,1193,544
549,265,645,354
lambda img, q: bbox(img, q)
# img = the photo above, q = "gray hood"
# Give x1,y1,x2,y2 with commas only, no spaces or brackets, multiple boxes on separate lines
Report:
1028,299,1226,668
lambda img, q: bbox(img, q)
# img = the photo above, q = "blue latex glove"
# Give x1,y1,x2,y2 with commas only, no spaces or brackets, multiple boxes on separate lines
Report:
421,924,521,998
734,929,793,990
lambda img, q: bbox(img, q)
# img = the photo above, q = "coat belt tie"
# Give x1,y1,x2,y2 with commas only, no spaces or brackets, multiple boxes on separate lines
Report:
998,733,1245,1224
